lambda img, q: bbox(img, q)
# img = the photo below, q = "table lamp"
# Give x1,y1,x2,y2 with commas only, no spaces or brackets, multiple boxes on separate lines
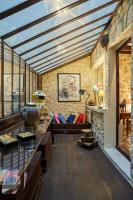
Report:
93,85,99,105
97,89,104,108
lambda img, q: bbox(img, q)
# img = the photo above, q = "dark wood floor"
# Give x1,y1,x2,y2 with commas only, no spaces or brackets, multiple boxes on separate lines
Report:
39,134,133,200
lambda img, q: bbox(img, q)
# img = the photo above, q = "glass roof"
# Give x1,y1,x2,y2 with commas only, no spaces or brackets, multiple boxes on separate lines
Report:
0,0,27,12
0,0,120,73
38,50,92,74
32,44,94,70
14,16,110,55
22,26,103,61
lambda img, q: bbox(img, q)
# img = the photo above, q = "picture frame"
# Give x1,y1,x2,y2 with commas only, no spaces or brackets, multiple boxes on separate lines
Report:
57,73,81,102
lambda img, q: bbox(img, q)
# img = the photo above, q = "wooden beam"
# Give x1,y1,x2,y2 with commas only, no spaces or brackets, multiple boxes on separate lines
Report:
2,0,89,39
36,45,93,72
39,53,91,74
26,34,98,62
0,0,42,20
20,23,106,57
32,40,97,69
12,0,119,49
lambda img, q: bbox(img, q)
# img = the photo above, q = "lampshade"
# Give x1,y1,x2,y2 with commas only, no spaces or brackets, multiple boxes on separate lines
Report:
98,90,104,97
93,85,99,92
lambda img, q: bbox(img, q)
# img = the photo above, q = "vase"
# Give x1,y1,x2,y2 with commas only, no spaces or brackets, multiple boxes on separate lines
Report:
21,103,40,130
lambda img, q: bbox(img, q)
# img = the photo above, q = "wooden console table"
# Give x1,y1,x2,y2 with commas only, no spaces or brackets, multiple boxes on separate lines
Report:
0,116,53,200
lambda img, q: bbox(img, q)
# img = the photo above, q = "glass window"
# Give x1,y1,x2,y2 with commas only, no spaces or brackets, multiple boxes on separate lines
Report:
29,38,96,65
26,65,30,104
23,27,103,61
0,0,28,12
4,44,12,117
13,53,20,114
30,71,32,101
0,0,77,36
20,59,25,109
16,16,110,55
96,66,104,89
32,72,36,92
5,2,118,48
38,48,92,73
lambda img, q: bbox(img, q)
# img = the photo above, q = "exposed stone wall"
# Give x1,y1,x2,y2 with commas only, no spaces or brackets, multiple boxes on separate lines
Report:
91,0,132,65
91,0,133,183
119,54,131,107
91,111,104,149
42,56,94,116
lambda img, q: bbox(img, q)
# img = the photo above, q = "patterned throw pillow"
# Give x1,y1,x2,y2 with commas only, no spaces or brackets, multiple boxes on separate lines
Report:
58,114,66,124
54,113,61,124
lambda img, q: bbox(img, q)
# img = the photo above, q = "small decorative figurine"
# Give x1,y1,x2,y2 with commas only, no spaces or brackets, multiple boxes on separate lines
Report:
120,99,126,112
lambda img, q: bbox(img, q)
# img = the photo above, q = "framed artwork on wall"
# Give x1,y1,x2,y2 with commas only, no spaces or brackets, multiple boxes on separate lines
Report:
57,73,81,102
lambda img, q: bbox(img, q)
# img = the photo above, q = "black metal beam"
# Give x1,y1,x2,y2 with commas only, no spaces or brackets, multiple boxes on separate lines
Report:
32,38,97,69
13,13,112,51
0,0,42,20
26,33,99,62
36,44,93,71
19,21,108,56
1,0,89,39
12,0,119,49
38,52,91,74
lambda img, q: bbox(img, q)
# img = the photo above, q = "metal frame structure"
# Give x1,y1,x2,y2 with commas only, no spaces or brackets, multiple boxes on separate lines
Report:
0,0,121,74
0,0,123,119
0,40,38,119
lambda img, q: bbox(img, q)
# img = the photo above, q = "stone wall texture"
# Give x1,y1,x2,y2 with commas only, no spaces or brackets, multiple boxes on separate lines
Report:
92,111,104,149
42,56,94,116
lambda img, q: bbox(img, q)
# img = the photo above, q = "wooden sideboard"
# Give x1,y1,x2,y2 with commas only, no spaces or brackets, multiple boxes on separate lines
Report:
0,117,53,200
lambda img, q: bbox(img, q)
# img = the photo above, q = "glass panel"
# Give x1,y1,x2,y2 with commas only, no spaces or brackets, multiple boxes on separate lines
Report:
29,37,97,65
23,26,103,61
39,50,92,74
0,0,77,36
0,0,27,12
20,59,25,109
26,65,30,104
13,53,20,114
30,71,32,101
4,44,12,117
37,48,92,73
5,2,118,48
32,72,36,92
34,43,94,70
16,16,110,55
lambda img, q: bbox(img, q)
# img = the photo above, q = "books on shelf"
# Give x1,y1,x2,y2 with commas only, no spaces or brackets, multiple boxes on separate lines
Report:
0,134,18,146
0,170,7,184
0,170,20,194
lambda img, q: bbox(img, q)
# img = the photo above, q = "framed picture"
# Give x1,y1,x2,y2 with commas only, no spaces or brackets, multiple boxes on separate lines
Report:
58,73,81,102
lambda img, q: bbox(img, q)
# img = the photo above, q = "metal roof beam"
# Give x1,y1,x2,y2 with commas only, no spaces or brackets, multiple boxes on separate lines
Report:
0,0,42,20
20,22,107,56
11,0,119,49
1,0,89,39
35,45,93,71
38,53,91,74
26,33,98,62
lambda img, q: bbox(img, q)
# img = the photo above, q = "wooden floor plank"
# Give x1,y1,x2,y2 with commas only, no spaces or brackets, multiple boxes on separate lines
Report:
39,134,133,200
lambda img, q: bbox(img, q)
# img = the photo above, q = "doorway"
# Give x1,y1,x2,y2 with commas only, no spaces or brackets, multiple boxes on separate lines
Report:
116,39,132,158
